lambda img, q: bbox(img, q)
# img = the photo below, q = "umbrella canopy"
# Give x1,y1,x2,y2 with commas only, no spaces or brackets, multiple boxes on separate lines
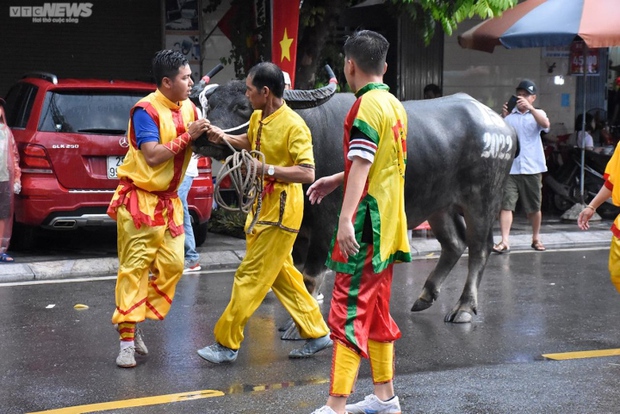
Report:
458,0,620,53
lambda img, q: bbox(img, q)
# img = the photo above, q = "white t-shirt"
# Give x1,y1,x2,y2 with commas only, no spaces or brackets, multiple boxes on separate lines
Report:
577,131,594,149
185,154,199,178
505,108,550,174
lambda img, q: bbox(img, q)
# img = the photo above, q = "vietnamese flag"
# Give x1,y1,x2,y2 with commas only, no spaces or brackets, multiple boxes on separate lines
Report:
271,0,300,88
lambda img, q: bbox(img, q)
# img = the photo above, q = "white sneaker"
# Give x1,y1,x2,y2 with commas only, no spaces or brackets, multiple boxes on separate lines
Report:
310,406,337,414
114,324,148,356
116,347,136,368
134,328,148,356
345,394,401,414
183,263,202,273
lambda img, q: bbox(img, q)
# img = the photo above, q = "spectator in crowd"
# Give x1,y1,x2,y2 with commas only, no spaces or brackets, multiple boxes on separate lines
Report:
179,154,201,273
493,79,550,254
423,83,442,99
0,98,21,263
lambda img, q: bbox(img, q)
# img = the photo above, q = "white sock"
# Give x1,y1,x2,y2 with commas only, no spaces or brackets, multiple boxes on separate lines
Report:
120,341,134,350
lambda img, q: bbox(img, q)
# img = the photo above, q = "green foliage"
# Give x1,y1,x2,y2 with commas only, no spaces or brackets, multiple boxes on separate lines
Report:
299,5,327,27
208,207,247,239
389,0,517,40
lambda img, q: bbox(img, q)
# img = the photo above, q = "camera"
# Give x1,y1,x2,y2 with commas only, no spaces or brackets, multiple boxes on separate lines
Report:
507,95,518,113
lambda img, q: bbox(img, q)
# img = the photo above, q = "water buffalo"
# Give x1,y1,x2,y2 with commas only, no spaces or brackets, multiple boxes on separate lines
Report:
193,80,516,324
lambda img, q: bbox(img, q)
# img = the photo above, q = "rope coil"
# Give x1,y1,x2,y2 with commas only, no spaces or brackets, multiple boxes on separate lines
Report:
200,85,264,233
214,140,264,234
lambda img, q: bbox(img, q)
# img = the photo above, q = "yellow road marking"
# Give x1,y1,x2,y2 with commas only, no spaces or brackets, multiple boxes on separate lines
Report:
542,348,620,361
28,377,330,413
27,389,225,414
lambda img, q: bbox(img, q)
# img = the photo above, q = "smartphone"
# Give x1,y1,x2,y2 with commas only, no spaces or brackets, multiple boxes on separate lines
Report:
507,95,518,113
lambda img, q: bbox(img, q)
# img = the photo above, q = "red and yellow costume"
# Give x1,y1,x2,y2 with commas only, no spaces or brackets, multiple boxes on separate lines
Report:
107,89,197,325
326,83,411,396
602,144,620,292
213,102,329,350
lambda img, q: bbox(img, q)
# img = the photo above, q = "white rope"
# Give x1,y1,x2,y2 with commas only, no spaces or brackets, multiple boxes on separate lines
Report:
221,121,250,134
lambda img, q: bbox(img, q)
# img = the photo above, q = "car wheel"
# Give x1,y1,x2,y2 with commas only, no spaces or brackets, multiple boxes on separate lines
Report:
193,221,209,247
10,222,39,251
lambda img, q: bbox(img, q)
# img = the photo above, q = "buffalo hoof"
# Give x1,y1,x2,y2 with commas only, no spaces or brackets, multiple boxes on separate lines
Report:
411,297,434,312
444,309,473,323
280,319,304,341
278,318,295,332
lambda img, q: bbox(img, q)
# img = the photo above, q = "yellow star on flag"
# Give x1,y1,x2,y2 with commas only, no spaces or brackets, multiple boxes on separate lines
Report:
280,27,294,62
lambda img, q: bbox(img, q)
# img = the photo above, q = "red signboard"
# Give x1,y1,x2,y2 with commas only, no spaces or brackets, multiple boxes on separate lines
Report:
570,41,600,75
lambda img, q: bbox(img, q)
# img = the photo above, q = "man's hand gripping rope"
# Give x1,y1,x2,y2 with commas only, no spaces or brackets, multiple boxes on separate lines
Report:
215,137,266,234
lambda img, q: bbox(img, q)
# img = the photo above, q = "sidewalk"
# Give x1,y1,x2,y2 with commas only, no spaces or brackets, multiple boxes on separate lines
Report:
410,214,613,256
0,215,613,283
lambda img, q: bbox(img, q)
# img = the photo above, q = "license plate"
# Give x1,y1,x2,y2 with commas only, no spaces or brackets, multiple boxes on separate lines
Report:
107,155,125,179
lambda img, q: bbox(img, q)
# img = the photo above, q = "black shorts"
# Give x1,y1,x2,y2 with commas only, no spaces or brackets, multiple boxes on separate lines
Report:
501,174,542,214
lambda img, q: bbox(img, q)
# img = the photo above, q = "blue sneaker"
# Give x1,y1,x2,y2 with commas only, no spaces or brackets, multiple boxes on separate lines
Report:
289,334,332,358
197,343,238,364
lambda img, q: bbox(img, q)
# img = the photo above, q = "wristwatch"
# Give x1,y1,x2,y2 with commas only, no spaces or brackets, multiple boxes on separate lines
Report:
267,164,275,176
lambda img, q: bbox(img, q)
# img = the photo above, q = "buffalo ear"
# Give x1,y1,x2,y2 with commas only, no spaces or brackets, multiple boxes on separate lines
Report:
232,103,253,119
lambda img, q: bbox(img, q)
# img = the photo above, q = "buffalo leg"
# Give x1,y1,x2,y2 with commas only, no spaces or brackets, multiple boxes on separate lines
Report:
282,232,331,340
443,209,494,323
411,210,467,312
280,268,329,340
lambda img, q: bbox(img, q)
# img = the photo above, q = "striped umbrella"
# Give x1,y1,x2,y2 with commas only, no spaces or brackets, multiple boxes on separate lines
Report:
458,0,620,53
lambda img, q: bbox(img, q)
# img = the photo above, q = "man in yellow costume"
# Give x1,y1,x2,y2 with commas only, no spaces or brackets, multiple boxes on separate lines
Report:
197,62,331,364
579,142,620,297
307,30,411,414
107,50,210,368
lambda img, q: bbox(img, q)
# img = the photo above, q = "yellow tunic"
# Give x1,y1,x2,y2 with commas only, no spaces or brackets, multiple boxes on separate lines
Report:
604,143,620,235
327,83,411,274
108,89,196,236
245,102,314,232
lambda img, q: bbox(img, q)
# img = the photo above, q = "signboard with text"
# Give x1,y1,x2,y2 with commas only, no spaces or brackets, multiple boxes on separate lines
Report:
570,41,600,75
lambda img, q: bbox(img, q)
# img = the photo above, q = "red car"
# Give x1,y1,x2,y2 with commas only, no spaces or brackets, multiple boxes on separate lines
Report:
4,72,213,249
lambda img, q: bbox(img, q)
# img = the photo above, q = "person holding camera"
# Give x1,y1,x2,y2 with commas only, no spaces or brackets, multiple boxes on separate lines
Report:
493,79,550,254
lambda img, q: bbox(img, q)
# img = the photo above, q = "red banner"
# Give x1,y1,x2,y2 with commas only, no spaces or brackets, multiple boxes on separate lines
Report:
271,0,300,88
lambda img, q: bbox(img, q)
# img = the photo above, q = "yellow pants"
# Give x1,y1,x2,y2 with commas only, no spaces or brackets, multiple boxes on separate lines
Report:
609,235,620,294
214,225,329,349
330,339,394,396
112,205,184,324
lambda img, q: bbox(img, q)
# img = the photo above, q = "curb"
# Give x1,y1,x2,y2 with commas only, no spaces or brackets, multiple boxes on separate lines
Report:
1,231,612,284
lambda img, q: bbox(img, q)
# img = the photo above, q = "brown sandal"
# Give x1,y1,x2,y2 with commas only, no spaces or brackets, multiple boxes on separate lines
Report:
492,242,510,254
531,240,546,251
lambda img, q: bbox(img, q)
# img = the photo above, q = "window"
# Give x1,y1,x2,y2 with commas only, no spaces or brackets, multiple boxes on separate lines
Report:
38,91,145,134
5,83,38,129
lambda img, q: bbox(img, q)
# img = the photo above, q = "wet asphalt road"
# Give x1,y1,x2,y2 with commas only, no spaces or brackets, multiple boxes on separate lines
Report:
2,246,620,413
